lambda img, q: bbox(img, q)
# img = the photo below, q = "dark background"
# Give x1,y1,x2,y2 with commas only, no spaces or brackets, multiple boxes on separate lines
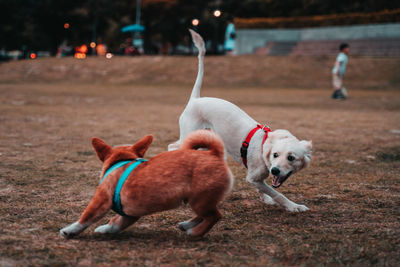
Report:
0,0,399,53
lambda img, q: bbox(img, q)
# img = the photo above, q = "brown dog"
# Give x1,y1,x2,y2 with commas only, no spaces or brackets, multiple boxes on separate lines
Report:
60,130,233,238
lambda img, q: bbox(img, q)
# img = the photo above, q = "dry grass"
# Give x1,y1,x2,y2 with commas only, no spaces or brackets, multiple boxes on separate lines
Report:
1,55,399,90
0,57,399,266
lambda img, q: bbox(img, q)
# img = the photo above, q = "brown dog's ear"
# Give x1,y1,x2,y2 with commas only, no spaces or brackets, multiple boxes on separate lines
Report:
131,135,153,158
92,137,112,162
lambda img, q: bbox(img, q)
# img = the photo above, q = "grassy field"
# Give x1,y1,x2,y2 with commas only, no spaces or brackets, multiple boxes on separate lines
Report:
0,56,399,266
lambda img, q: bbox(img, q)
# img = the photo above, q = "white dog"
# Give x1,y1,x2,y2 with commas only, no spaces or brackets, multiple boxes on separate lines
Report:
169,30,312,212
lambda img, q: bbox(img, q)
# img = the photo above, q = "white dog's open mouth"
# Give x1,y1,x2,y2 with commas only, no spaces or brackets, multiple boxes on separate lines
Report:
272,171,292,188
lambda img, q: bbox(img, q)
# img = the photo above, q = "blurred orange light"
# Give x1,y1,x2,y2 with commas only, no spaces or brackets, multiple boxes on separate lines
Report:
76,44,88,54
192,19,199,26
74,53,86,59
64,23,70,29
30,53,37,59
90,42,96,48
213,10,221,17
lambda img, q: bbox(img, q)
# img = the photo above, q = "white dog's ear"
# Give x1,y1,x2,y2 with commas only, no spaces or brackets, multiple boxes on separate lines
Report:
300,140,312,167
266,131,279,144
262,135,275,169
300,140,312,151
268,130,291,143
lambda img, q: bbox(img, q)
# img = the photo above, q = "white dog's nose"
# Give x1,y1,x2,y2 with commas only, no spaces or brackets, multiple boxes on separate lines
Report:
271,167,280,176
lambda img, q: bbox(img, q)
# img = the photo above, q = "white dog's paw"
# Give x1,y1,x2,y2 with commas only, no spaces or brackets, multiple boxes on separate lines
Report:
94,224,120,234
261,194,278,205
60,222,86,238
286,203,309,212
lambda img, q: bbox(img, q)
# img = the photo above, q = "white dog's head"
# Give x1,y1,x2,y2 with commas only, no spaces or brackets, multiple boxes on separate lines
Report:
262,129,312,188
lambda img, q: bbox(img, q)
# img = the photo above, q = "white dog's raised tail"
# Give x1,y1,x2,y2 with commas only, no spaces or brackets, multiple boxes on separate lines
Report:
188,29,205,100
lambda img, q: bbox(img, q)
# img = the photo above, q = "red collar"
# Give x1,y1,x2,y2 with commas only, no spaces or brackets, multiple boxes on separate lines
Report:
241,124,272,168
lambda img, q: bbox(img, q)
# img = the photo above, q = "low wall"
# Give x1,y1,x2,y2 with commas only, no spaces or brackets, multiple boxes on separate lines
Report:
236,23,400,54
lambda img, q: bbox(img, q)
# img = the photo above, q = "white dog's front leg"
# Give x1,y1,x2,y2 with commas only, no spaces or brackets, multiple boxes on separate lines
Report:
246,167,279,205
261,194,278,205
272,194,309,212
246,167,308,212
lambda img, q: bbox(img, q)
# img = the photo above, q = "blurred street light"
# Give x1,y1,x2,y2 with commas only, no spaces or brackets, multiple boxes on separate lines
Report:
64,23,70,29
90,42,96,48
192,19,199,26
213,10,221,17
74,53,86,59
74,44,88,59
212,10,222,54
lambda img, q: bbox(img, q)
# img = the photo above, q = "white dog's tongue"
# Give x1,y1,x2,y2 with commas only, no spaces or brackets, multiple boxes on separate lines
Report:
272,176,280,187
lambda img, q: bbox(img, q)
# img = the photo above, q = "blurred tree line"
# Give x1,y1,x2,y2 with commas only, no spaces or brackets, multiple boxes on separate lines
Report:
0,0,398,54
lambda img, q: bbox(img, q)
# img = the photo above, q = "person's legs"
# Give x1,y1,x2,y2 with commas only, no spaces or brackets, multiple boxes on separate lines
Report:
332,74,344,99
340,87,348,99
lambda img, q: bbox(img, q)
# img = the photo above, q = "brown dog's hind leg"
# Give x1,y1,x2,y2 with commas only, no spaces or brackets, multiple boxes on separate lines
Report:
78,188,112,225
60,188,112,238
178,216,203,231
95,215,140,234
187,208,222,238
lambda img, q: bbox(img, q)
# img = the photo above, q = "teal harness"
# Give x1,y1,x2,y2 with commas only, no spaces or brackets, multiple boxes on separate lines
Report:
100,159,147,216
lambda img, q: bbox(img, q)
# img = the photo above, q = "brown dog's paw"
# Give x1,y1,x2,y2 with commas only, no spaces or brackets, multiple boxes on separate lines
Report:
60,229,74,239
178,218,203,232
186,228,207,239
177,223,187,232
59,222,86,239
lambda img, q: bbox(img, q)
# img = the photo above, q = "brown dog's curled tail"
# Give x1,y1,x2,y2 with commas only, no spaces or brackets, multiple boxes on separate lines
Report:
180,130,225,159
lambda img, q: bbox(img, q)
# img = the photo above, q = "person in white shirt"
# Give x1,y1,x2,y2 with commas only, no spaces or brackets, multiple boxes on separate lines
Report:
332,43,350,100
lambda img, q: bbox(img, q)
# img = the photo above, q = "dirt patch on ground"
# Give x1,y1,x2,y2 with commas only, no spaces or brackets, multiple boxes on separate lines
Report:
0,57,399,266
376,146,400,162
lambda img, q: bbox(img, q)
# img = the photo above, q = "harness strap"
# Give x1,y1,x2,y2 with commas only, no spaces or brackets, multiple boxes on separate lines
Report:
113,159,146,216
99,159,147,216
241,124,272,168
100,160,132,184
